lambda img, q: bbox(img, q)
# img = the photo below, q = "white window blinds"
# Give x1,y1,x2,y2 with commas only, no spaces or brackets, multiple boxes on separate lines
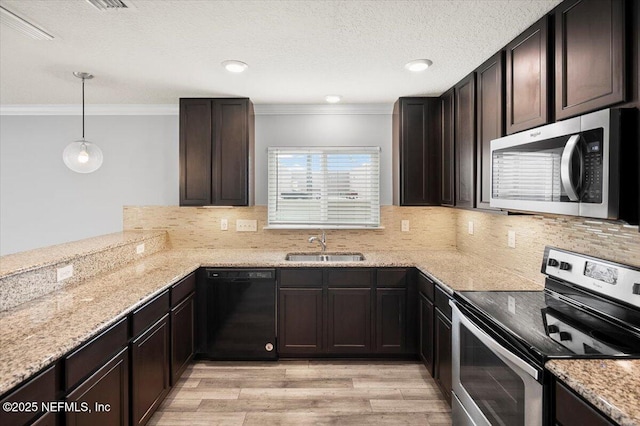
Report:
267,147,381,228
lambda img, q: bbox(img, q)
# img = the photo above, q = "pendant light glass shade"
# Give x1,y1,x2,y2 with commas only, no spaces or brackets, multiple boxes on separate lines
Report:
64,72,103,173
63,139,103,173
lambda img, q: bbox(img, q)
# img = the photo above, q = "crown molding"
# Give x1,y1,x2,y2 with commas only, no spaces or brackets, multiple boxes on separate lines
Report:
0,104,179,116
253,104,393,115
0,103,394,116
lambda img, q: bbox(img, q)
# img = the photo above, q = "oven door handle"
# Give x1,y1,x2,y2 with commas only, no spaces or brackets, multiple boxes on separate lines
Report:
451,301,539,381
560,134,583,202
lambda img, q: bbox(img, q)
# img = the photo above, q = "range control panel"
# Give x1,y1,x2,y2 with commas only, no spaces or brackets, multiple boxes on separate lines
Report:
542,247,640,309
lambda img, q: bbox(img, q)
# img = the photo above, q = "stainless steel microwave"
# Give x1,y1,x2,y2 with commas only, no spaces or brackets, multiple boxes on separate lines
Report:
490,108,638,222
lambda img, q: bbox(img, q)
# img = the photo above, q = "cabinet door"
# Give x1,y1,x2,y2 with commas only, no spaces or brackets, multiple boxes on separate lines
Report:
0,364,58,426
212,99,249,206
506,17,550,134
131,315,170,426
278,288,323,354
555,0,626,120
395,98,441,205
66,348,129,426
476,52,504,210
440,88,455,206
555,381,615,426
327,288,372,353
179,99,212,206
376,288,406,353
171,293,194,385
434,309,452,404
419,292,435,375
454,73,476,208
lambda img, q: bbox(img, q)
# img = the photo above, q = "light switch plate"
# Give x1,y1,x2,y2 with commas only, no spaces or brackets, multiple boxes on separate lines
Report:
57,264,73,282
221,218,228,231
401,220,410,232
136,243,145,254
468,221,474,235
508,230,516,248
236,219,257,232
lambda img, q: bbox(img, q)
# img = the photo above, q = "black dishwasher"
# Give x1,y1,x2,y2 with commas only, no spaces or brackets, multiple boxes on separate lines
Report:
196,268,277,360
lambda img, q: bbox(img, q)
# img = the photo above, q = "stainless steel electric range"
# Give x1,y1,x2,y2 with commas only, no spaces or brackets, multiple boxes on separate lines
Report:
450,246,640,426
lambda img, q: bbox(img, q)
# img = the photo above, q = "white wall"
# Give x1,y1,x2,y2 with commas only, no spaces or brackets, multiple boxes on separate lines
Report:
0,108,392,255
0,115,179,255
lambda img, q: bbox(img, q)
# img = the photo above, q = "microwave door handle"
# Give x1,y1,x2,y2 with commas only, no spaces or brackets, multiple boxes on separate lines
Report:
560,134,582,201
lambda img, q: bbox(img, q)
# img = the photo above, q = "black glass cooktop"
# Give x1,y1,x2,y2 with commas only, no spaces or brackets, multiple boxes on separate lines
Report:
454,288,640,365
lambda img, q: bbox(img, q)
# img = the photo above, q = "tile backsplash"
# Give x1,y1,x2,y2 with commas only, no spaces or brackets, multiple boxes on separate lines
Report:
456,210,640,283
123,205,457,251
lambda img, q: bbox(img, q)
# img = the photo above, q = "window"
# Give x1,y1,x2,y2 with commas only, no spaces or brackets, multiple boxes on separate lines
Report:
267,147,380,228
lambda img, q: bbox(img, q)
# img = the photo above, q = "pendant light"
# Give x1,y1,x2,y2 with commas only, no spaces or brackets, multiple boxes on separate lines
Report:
63,72,103,173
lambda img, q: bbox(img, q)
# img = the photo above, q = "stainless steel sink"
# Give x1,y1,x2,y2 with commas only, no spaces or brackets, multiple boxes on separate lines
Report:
285,253,365,262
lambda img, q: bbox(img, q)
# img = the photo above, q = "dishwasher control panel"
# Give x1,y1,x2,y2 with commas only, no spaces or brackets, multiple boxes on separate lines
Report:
206,269,276,280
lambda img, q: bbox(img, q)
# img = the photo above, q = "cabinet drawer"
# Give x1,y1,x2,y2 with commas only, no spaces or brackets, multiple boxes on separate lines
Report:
417,272,435,301
377,269,407,287
327,269,373,287
65,317,128,390
279,268,323,287
171,273,195,307
0,364,59,426
132,291,170,337
435,286,452,320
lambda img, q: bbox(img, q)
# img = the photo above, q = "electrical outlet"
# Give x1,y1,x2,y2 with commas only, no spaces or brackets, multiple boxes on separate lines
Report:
468,221,474,235
508,230,516,248
236,219,257,232
220,218,228,231
57,264,73,282
401,220,410,232
136,243,145,254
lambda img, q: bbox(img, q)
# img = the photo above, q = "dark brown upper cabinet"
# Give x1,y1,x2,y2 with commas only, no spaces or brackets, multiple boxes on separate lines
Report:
440,88,455,207
392,97,441,206
554,0,626,120
454,73,477,208
506,16,551,134
476,52,505,210
179,98,254,206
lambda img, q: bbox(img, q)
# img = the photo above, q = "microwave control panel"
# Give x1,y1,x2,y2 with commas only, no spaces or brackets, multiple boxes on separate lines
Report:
581,131,603,203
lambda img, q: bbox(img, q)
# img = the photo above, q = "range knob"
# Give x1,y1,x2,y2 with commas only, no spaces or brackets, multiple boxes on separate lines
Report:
633,283,640,295
559,262,572,271
547,325,559,334
559,332,572,341
548,258,559,267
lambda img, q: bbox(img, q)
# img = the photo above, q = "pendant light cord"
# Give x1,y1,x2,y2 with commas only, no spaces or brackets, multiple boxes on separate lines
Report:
81,77,85,139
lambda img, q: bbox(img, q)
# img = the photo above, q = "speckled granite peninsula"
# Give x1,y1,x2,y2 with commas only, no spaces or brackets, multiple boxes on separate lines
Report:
546,359,640,426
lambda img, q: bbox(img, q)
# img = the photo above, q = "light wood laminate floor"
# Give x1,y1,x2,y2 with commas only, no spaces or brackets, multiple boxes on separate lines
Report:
149,360,452,425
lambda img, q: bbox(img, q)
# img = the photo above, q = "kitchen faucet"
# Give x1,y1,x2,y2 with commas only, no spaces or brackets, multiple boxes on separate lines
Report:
308,231,327,252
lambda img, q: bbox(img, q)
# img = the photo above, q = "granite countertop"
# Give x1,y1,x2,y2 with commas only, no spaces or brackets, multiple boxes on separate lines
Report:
546,359,640,426
0,248,543,395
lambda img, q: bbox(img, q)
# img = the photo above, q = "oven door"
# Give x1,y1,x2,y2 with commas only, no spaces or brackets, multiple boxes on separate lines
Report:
451,302,543,426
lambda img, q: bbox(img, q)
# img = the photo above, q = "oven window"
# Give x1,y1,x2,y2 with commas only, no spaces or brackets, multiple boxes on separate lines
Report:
460,325,525,426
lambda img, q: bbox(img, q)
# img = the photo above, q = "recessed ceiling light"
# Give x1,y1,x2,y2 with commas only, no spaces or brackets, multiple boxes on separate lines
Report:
325,95,342,103
405,59,433,72
222,60,248,73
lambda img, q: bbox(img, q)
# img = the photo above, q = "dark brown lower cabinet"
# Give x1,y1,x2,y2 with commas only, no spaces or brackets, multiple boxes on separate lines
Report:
31,412,57,426
65,348,129,426
131,315,170,426
555,380,614,426
434,309,452,404
419,292,435,375
0,364,59,426
327,288,372,353
278,288,323,355
170,294,194,385
376,288,406,353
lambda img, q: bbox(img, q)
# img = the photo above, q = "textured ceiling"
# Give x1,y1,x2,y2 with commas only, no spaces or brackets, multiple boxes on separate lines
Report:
0,0,562,105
